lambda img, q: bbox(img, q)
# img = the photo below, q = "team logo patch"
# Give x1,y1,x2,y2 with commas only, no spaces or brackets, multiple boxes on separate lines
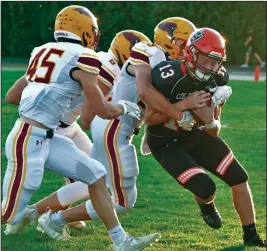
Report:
191,30,204,43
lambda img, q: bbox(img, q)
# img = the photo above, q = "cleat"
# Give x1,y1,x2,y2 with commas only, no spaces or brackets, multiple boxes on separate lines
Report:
198,203,222,229
37,209,70,241
67,221,86,230
114,233,161,251
201,210,222,229
4,205,38,235
243,234,266,247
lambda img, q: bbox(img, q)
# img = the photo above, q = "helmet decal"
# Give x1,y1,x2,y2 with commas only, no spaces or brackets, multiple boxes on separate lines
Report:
190,30,204,43
158,22,177,38
123,32,143,48
74,7,92,17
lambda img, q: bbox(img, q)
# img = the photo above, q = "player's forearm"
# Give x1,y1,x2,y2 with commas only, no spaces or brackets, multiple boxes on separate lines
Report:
140,85,184,120
144,109,168,125
5,76,27,105
104,102,124,119
204,120,221,136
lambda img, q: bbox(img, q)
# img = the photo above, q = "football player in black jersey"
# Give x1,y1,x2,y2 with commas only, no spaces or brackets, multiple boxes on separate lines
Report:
144,28,266,247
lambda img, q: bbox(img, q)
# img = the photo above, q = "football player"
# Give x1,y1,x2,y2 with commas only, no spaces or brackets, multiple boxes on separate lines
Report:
2,5,161,250
145,27,266,247
22,30,153,231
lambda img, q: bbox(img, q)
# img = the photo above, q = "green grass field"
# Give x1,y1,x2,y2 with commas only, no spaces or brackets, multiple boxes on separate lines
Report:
1,70,266,251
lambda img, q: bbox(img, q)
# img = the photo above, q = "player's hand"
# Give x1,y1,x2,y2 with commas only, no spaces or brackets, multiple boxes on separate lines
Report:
210,86,232,106
185,91,211,109
192,103,215,124
118,100,141,120
177,110,194,131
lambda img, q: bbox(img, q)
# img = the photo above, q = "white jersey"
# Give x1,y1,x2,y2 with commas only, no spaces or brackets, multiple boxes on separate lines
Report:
60,51,121,125
111,42,167,128
19,42,102,129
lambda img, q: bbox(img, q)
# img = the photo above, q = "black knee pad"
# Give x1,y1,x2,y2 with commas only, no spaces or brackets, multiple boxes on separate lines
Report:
220,159,249,187
182,173,216,200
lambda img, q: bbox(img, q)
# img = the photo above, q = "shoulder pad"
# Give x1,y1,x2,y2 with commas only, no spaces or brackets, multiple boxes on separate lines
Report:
215,66,229,86
129,42,158,66
97,51,120,88
151,60,185,99
76,48,102,75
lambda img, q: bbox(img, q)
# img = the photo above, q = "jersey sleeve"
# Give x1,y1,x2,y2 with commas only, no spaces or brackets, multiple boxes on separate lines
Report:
129,42,155,66
214,65,229,86
97,52,120,88
76,49,102,75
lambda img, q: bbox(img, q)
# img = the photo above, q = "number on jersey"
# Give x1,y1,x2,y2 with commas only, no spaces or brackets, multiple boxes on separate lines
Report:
159,64,174,79
26,48,64,84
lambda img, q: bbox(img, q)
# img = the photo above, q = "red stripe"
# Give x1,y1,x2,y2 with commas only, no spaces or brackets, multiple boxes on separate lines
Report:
130,50,149,64
77,56,102,69
99,67,115,86
107,119,125,207
3,123,29,222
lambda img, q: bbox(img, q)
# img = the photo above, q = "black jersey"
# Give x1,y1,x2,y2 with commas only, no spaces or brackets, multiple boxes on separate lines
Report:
148,60,229,137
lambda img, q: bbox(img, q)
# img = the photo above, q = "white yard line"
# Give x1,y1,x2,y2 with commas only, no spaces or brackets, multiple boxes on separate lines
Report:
221,124,266,131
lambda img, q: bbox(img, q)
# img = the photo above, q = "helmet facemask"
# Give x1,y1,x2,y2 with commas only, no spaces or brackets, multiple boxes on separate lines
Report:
187,46,224,81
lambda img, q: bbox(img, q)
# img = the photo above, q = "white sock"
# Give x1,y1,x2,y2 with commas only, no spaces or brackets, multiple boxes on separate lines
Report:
27,204,39,222
108,224,127,246
50,211,67,230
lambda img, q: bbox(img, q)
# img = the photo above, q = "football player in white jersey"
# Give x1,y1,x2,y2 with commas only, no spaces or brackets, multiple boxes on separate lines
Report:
23,30,152,231
2,6,161,250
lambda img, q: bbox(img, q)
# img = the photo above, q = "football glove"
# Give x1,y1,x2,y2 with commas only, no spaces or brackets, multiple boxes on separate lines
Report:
177,110,194,131
210,86,232,106
118,100,141,120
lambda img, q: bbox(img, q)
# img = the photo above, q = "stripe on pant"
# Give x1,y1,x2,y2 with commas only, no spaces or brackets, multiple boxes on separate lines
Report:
106,119,125,207
2,123,31,223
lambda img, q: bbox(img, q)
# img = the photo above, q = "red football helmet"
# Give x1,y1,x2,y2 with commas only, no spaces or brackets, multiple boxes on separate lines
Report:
184,28,226,81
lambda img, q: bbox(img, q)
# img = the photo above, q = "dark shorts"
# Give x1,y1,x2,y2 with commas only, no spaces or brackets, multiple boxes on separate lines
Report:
248,44,258,53
147,128,248,188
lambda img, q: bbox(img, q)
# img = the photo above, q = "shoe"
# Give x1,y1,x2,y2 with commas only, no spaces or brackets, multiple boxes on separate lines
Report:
199,203,222,229
243,234,266,247
241,64,249,68
260,61,266,68
4,205,38,235
67,221,86,230
114,233,161,251
140,136,151,155
201,210,222,229
37,209,70,241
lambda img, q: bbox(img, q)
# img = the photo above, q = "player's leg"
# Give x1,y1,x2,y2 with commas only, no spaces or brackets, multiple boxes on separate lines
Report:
55,122,92,229
191,130,266,247
2,120,48,234
41,133,161,248
89,118,139,216
241,47,252,67
147,131,222,229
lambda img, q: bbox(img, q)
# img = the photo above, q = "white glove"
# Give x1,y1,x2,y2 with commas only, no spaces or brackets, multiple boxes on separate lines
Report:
210,86,232,106
177,111,194,131
118,100,141,120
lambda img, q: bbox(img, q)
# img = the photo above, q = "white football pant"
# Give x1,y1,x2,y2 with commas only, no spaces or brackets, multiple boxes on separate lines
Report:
2,119,106,224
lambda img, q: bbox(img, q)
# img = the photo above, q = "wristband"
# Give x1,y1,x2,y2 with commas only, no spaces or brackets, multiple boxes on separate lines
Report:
205,120,219,129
